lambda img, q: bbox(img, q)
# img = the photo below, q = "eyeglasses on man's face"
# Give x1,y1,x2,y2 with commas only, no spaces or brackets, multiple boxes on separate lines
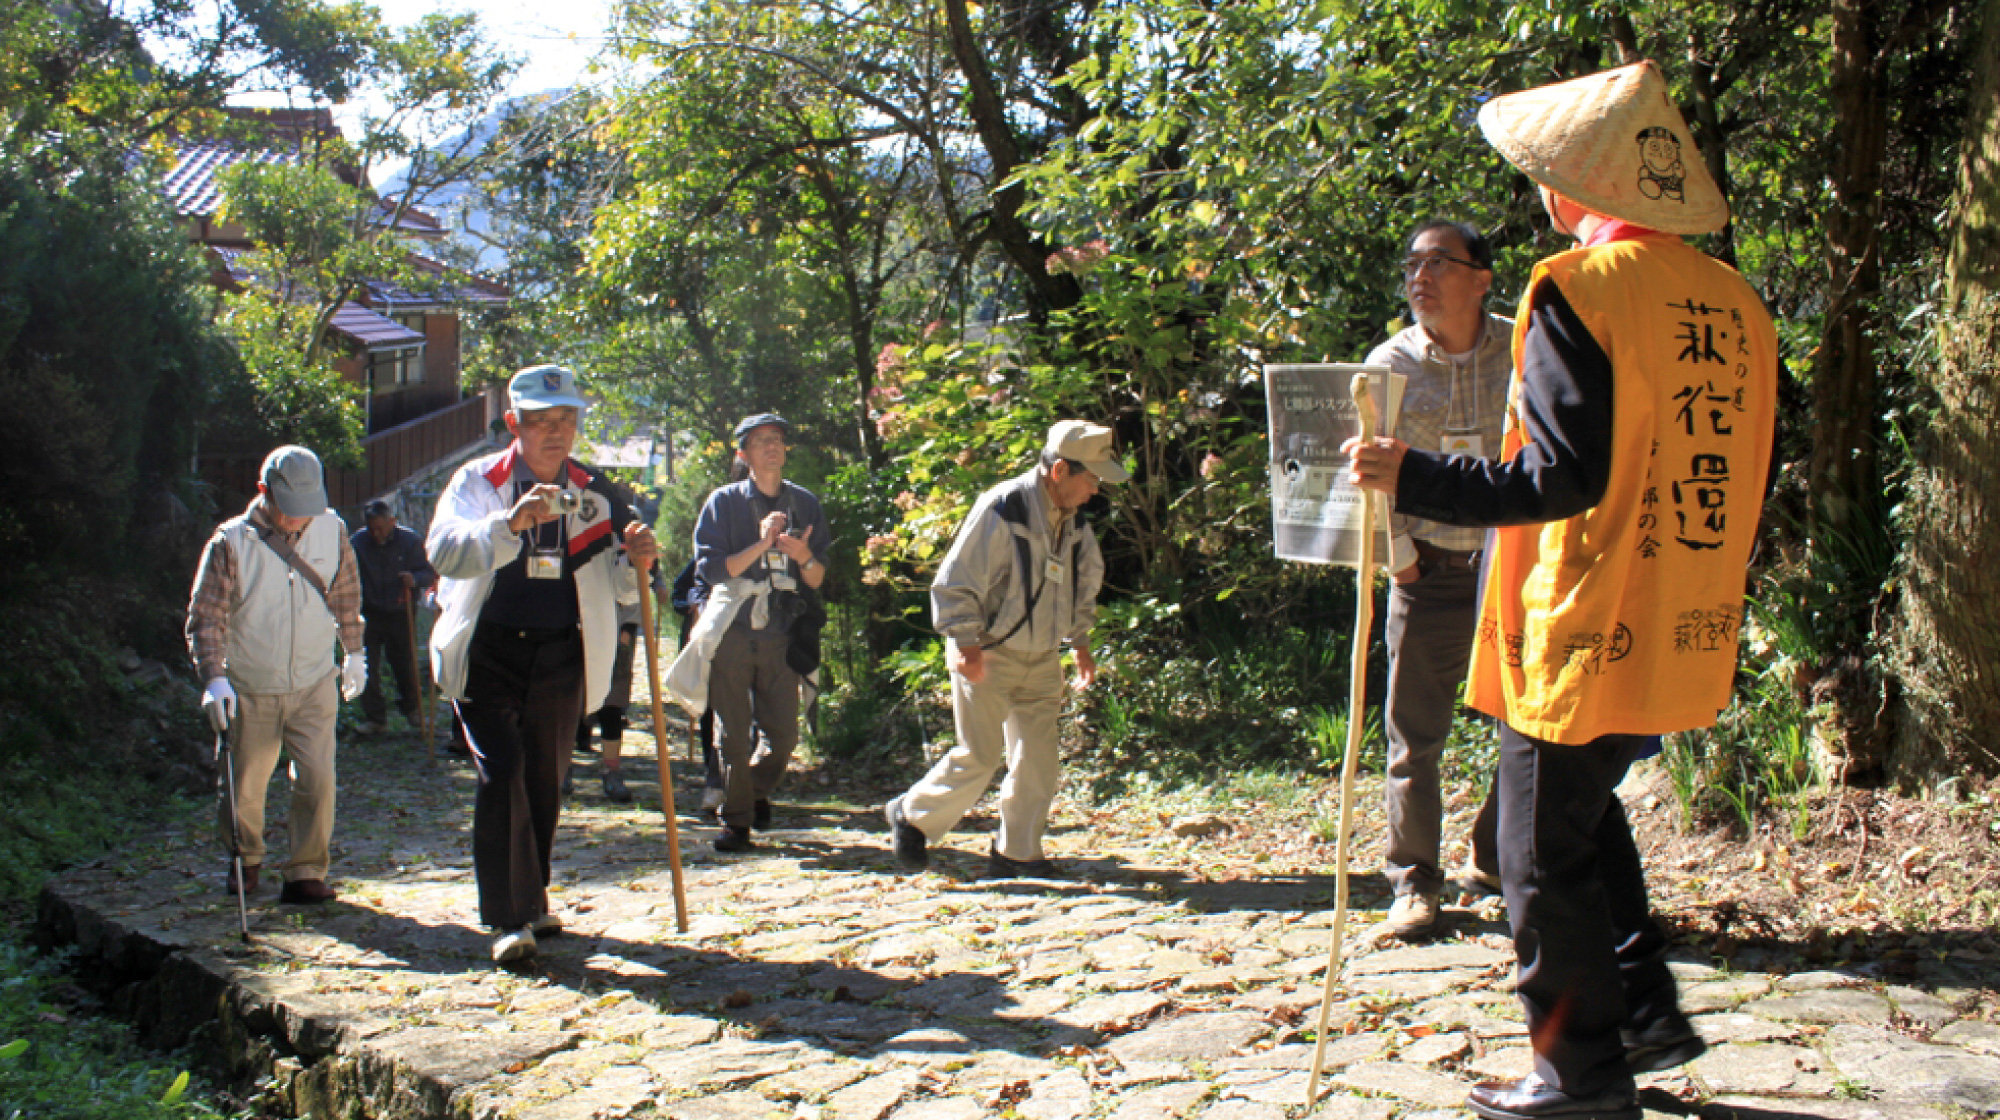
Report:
1401,252,1484,279
744,433,788,450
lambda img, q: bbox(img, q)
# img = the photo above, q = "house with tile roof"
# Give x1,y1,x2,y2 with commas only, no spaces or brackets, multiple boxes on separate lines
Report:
168,107,512,511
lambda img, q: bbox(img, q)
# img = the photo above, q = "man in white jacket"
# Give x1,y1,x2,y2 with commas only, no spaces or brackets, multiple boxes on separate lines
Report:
186,445,368,905
428,365,658,963
884,420,1120,879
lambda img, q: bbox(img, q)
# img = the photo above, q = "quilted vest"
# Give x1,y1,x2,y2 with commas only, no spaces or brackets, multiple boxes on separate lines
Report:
219,513,344,695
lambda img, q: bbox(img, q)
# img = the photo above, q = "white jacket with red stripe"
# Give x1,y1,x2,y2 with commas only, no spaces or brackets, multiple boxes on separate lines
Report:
427,445,638,708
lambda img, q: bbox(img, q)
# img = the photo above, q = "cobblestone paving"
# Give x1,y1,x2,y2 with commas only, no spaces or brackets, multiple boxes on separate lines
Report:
41,708,2000,1120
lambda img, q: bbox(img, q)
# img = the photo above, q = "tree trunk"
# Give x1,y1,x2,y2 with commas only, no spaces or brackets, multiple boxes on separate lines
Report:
1811,0,1886,544
1805,0,1897,776
1890,0,2000,782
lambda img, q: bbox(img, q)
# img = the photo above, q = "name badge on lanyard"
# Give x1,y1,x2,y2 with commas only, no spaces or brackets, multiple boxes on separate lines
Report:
1441,431,1484,459
766,548,797,590
527,546,563,580
1044,557,1067,585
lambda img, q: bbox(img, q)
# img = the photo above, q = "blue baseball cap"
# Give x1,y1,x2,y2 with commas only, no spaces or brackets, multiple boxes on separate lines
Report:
508,364,589,412
732,413,792,447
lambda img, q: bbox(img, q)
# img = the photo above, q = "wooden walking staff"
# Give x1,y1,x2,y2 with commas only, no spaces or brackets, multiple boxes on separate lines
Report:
635,560,691,933
405,595,431,746
1307,372,1383,1102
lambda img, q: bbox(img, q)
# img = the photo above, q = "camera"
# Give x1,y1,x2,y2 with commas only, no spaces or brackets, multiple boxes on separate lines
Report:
549,487,584,514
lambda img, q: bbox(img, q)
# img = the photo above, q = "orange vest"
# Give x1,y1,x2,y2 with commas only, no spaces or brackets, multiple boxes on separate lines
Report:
1464,235,1778,743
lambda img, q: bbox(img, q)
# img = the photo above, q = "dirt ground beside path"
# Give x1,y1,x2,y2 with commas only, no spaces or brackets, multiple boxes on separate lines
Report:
30,692,2000,1120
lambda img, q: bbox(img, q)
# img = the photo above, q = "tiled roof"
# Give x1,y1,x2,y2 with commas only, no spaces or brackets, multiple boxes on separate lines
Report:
162,141,303,218
361,252,511,309
328,303,426,351
162,139,444,236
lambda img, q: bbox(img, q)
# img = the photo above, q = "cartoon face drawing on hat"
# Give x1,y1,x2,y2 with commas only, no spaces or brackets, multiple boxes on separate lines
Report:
1636,126,1685,203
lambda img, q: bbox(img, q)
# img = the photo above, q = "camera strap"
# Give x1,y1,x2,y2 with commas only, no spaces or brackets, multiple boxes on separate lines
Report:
253,521,333,611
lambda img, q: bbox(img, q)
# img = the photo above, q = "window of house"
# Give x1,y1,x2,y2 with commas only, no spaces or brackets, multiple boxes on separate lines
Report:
370,346,423,389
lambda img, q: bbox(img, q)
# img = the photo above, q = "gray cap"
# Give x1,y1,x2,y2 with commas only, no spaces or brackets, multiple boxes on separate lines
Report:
260,445,327,518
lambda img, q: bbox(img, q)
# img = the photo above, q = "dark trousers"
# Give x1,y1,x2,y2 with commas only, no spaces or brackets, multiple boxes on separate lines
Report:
708,627,799,828
1384,566,1499,894
360,605,421,723
1498,725,1681,1096
456,624,584,930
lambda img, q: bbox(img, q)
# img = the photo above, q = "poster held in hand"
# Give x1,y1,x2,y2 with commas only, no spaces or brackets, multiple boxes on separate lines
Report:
1263,363,1404,568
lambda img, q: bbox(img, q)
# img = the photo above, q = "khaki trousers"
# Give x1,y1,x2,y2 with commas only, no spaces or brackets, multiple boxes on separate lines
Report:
221,671,338,882
900,644,1064,861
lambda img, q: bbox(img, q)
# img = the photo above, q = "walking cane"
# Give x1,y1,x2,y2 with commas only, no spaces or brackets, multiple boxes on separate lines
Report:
635,562,692,933
405,593,431,746
1307,372,1381,1102
216,730,252,943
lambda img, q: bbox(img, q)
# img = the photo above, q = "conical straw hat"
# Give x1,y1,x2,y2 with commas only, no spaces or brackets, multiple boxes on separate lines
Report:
1477,61,1728,235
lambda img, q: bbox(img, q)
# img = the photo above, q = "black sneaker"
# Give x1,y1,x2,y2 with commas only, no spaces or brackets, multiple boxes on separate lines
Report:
753,799,773,829
713,825,758,853
1622,1010,1707,1073
985,848,1068,880
601,770,633,803
884,797,928,870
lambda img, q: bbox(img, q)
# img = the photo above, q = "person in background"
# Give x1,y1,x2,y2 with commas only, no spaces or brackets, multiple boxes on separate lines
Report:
690,414,829,854
350,499,437,736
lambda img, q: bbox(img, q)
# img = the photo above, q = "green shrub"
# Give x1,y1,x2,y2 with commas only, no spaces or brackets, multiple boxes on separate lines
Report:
0,942,234,1119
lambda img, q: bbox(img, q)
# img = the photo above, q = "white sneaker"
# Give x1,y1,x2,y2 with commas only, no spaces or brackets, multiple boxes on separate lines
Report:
491,927,538,963
1385,892,1441,941
526,912,562,937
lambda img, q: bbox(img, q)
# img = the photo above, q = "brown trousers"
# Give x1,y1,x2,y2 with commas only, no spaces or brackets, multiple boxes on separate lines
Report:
221,672,339,882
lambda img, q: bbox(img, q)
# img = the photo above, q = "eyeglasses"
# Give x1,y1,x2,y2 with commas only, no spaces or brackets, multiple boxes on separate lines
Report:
1401,252,1485,279
744,434,788,450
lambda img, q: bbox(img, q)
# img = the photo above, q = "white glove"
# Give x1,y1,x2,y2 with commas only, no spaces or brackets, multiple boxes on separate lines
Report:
201,678,237,732
340,655,367,702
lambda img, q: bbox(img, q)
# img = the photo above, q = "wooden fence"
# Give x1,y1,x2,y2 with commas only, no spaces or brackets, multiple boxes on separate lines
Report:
199,390,499,518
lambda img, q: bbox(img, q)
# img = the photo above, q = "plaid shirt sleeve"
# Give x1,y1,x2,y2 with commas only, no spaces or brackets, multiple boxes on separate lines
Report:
185,531,236,683
330,530,365,658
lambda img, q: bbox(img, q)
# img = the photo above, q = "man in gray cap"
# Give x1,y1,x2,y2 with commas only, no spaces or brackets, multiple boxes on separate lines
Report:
428,364,660,963
690,412,830,854
186,445,368,905
885,420,1120,879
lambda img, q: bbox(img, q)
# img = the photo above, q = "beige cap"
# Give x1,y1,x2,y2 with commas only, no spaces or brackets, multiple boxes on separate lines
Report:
1477,60,1728,235
1044,420,1130,483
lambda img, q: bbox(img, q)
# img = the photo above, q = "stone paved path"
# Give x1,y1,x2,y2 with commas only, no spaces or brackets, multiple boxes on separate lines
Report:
37,703,2000,1120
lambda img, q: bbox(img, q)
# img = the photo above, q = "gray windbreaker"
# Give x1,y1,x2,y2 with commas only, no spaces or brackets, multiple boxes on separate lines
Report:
932,468,1104,655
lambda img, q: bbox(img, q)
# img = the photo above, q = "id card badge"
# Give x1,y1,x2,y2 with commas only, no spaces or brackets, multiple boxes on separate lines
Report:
1044,557,1067,585
527,547,563,580
1441,431,1484,458
766,548,797,591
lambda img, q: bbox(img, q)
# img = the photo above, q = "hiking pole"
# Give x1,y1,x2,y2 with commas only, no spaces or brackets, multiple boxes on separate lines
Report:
216,730,252,944
636,561,691,933
406,594,431,747
1308,371,1381,1102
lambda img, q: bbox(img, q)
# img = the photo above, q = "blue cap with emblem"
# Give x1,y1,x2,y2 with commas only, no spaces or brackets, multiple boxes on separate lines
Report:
508,364,589,412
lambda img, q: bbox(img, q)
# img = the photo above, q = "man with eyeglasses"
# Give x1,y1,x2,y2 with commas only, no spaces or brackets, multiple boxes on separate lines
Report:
428,365,660,962
1369,219,1513,941
690,413,830,853
884,421,1120,880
